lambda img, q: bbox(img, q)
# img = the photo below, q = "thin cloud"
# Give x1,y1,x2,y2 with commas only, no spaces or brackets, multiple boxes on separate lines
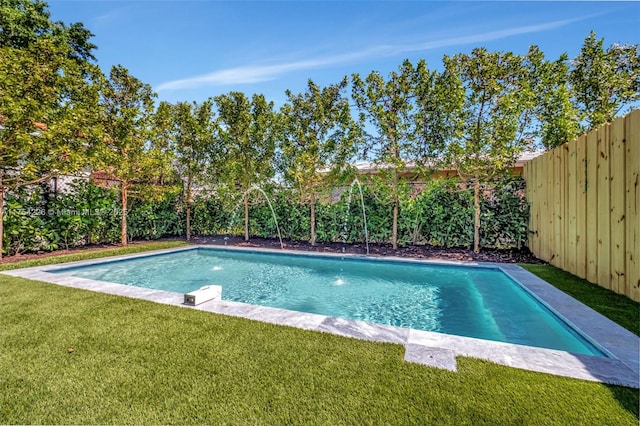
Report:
156,49,382,91
93,7,131,28
156,15,589,92
396,16,593,54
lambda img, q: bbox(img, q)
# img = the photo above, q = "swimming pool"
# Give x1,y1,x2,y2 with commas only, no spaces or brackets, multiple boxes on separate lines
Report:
49,247,605,357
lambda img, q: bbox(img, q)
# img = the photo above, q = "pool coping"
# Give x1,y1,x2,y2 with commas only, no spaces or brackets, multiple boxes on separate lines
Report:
3,244,638,388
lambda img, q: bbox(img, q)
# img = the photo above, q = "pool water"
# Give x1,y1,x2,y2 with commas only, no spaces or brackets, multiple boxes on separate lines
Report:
50,248,605,356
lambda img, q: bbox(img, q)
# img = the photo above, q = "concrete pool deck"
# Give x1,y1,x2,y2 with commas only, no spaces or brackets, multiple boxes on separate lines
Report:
3,245,638,388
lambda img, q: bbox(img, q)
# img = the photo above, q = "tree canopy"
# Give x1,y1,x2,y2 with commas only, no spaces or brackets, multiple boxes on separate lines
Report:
99,65,171,246
0,0,97,62
443,47,536,253
280,78,360,245
0,38,101,257
214,92,278,241
570,31,640,131
166,99,219,240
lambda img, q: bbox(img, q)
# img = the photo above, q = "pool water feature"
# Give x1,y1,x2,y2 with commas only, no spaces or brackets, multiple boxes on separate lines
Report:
49,247,605,357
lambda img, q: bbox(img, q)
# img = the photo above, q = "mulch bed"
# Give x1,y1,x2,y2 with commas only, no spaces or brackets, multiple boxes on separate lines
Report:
0,235,545,265
0,242,125,264
190,235,544,264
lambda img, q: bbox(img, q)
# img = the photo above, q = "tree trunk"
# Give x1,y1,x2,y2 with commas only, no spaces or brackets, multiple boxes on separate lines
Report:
473,179,481,254
310,193,316,246
0,183,4,260
185,179,192,241
392,169,399,250
244,191,249,241
186,205,191,241
392,199,399,250
121,182,128,247
87,185,94,245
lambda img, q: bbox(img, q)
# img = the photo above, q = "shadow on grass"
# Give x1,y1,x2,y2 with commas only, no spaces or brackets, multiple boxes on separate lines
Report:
607,384,640,418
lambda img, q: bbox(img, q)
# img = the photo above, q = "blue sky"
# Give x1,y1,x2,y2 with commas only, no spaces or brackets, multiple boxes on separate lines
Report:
48,1,639,107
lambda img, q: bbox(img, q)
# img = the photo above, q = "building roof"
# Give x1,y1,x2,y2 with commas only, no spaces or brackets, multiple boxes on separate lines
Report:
329,151,545,175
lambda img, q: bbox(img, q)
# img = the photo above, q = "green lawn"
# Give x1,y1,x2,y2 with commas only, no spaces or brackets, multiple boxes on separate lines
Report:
0,243,638,424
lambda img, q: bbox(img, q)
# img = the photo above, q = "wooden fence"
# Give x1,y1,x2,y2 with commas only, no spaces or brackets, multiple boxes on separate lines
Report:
524,110,640,302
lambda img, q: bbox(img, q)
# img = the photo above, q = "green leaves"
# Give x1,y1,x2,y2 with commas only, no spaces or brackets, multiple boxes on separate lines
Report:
400,179,474,248
0,0,103,257
570,31,640,130
0,39,100,184
215,92,277,189
213,92,279,240
443,48,537,252
279,77,360,244
352,61,416,168
0,0,96,62
98,65,175,245
445,48,535,177
185,178,527,250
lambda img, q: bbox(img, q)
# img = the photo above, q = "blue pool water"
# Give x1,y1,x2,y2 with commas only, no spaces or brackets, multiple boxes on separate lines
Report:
50,248,605,356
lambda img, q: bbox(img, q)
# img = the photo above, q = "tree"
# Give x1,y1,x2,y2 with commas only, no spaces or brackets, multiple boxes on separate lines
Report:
352,60,418,249
214,92,278,241
0,38,101,257
0,0,97,62
526,47,580,149
412,59,459,169
99,65,170,246
280,78,359,246
0,0,101,257
443,48,536,253
570,31,640,130
168,99,218,240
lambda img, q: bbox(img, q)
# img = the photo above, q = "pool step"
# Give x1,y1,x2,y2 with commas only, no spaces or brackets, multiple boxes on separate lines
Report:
404,344,458,371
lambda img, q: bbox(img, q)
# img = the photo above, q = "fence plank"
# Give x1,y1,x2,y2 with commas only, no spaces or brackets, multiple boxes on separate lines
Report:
560,144,568,270
626,110,640,301
539,155,550,261
610,118,626,295
525,160,538,255
575,134,588,279
567,141,578,274
552,148,562,267
535,159,544,256
586,128,599,283
597,125,612,289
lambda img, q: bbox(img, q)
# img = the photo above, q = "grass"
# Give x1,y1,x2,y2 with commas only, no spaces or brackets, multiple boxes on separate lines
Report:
0,244,638,424
0,240,189,272
520,263,640,336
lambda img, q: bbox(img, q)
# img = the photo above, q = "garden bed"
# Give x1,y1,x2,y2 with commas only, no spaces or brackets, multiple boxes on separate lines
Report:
0,235,544,265
191,235,545,264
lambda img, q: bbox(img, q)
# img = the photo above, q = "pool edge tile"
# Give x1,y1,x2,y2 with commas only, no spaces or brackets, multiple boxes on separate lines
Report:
317,317,409,344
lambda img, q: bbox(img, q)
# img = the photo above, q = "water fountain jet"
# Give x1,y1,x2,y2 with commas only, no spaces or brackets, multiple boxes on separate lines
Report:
342,178,370,255
227,185,284,249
